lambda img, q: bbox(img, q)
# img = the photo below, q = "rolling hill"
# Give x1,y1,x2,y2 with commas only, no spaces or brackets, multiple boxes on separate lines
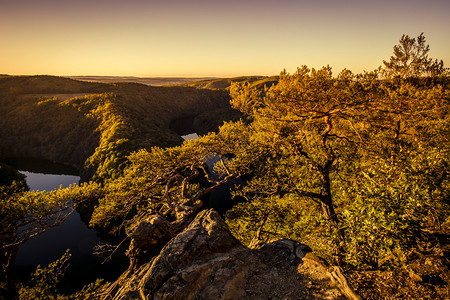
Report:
0,75,239,180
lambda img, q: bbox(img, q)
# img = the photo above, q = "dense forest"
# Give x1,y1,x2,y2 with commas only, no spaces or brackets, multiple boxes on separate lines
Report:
1,34,449,299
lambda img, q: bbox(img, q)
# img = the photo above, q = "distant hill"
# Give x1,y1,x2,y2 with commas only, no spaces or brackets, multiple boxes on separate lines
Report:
0,75,105,94
0,75,241,180
67,76,217,86
65,75,280,89
183,76,279,90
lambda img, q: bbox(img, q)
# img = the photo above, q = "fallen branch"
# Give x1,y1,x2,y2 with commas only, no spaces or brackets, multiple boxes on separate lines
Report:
327,266,362,300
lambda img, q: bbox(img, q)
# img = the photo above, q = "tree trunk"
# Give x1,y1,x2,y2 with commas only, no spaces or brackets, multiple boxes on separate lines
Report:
320,183,338,229
319,164,339,229
1,247,19,299
319,164,343,265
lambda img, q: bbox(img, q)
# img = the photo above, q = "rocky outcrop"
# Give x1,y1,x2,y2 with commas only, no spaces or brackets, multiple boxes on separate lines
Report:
102,209,347,300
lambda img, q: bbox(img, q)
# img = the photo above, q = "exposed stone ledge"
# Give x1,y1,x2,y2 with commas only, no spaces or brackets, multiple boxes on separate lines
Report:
101,209,350,300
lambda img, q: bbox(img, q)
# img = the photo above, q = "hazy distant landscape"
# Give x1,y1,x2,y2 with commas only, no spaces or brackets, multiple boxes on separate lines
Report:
67,76,218,87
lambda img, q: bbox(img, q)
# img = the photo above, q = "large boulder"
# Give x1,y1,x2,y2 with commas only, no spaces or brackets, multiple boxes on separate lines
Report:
102,209,346,299
127,215,173,249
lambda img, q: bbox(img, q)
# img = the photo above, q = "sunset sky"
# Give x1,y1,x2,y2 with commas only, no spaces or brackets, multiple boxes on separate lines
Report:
2,0,449,77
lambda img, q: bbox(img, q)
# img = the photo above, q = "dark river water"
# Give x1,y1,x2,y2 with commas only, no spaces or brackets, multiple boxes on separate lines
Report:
1,158,127,292
14,170,91,267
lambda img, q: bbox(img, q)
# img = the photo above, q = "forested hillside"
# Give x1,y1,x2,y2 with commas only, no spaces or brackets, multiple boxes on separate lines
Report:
0,76,233,180
183,75,279,90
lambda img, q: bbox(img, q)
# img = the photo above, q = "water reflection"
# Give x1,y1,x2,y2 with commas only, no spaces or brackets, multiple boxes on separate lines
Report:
182,133,199,140
15,212,99,266
12,167,99,268
21,170,79,192
1,158,128,291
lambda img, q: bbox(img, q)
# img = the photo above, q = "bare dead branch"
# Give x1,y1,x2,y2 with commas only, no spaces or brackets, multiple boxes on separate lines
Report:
3,207,76,250
219,155,232,176
94,236,130,264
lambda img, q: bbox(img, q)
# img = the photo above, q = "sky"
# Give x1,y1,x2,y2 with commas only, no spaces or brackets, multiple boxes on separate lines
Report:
1,0,449,77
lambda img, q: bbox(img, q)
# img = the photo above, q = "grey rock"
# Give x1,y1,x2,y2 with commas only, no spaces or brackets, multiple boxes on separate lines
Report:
127,215,173,249
103,209,342,300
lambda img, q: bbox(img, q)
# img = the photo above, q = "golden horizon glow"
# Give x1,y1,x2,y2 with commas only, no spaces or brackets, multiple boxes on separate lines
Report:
1,0,449,77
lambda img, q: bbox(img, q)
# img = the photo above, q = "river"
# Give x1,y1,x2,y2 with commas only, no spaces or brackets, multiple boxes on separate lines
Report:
1,158,127,292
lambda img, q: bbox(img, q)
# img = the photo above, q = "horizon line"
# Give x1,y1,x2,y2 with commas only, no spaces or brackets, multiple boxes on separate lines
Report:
1,73,279,79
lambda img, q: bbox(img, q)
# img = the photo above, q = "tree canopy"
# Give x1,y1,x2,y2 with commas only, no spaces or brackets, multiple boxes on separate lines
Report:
383,32,448,79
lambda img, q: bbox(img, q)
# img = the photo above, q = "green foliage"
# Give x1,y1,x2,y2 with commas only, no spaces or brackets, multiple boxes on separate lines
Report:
0,180,27,202
13,249,105,300
224,66,373,233
18,250,71,300
84,94,131,180
68,278,105,300
0,184,85,252
340,139,449,268
15,248,105,299
225,193,328,245
0,181,106,298
89,137,215,232
383,33,448,79
221,37,449,268
225,195,296,246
